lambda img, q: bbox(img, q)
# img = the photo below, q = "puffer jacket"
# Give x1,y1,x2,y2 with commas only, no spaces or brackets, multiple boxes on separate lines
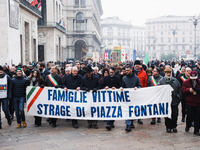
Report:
10,76,28,98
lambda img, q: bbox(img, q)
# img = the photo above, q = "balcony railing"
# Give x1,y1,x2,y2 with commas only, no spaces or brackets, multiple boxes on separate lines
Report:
56,22,66,33
19,0,41,17
38,22,66,33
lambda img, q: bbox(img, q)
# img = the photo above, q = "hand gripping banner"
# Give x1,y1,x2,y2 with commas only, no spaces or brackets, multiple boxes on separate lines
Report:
26,85,173,120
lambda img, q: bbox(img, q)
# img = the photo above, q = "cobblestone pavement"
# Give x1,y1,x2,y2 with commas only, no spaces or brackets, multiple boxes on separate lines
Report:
0,107,200,150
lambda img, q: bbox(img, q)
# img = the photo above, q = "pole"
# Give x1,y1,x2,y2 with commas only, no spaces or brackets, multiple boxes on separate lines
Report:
194,20,197,60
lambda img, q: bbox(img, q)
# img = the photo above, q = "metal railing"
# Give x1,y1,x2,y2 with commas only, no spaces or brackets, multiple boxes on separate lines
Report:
19,0,41,16
38,22,66,33
56,22,66,33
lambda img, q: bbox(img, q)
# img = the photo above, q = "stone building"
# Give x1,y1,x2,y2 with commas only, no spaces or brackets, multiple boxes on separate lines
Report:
0,0,42,65
101,17,146,61
38,0,67,63
146,16,200,60
63,0,103,61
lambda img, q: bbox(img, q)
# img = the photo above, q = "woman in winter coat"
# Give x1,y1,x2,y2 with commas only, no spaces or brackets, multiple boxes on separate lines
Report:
27,69,44,127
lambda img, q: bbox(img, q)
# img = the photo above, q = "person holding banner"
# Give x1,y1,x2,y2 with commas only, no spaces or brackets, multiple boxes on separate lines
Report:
27,69,44,127
182,71,200,136
121,65,141,132
0,66,12,129
10,68,28,128
81,65,99,129
63,66,82,129
133,60,147,125
158,68,181,133
44,66,63,128
103,67,121,131
148,67,163,125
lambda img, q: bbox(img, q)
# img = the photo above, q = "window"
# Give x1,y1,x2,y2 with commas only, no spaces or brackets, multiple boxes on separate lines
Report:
81,0,86,6
182,38,185,43
108,27,113,36
75,0,86,6
76,12,85,31
176,38,178,43
75,0,79,5
168,38,171,43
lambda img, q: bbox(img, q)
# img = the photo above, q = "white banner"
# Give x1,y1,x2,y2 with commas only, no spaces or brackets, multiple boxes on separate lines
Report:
26,85,173,120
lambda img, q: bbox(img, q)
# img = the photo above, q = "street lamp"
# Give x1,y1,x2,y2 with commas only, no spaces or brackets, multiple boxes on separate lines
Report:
171,28,178,59
189,16,200,60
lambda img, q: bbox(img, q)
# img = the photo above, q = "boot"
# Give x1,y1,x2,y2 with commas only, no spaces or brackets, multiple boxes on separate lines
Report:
125,125,131,132
22,121,27,127
16,124,21,128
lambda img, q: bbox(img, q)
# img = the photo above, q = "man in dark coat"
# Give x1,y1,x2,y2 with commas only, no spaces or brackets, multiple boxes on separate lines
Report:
0,66,12,129
103,67,121,131
121,65,141,132
148,67,163,125
44,66,63,128
81,65,99,129
39,62,50,80
63,66,82,128
158,68,182,133
10,68,28,128
76,61,85,77
182,71,200,136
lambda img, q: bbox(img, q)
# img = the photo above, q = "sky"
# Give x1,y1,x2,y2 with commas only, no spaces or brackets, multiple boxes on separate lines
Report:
101,0,200,26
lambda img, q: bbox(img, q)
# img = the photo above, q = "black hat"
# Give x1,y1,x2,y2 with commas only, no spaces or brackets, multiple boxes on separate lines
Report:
84,65,93,73
134,60,141,65
160,64,164,67
0,65,3,71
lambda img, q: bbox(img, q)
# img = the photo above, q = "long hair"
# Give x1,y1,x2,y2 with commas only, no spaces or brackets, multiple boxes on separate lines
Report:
31,69,44,84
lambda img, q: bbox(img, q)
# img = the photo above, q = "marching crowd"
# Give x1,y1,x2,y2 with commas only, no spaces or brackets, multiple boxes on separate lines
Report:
0,59,200,136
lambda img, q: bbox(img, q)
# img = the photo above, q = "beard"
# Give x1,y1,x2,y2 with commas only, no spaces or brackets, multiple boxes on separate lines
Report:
166,75,171,79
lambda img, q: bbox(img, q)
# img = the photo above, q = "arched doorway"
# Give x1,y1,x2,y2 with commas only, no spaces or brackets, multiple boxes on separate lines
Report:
75,40,87,60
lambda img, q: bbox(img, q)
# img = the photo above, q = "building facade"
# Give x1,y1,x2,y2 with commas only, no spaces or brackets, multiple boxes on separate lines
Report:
63,0,103,61
101,17,146,61
38,0,67,63
0,0,41,65
146,16,200,60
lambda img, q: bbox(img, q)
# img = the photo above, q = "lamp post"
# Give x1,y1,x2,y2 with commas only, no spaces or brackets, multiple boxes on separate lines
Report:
189,16,200,60
171,29,178,59
153,37,157,60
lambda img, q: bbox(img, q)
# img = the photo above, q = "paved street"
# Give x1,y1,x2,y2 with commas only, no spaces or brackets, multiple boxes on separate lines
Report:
0,106,200,150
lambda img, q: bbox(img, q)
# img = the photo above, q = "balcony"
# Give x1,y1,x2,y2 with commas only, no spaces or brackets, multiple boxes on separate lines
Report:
38,22,66,33
56,22,66,33
19,0,41,17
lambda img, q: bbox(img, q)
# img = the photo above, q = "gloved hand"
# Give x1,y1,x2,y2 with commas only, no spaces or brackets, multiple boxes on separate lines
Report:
85,88,90,92
55,85,59,89
93,89,97,92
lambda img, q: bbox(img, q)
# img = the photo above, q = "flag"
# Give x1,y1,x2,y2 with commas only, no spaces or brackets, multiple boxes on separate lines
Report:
144,53,149,66
30,0,38,6
63,20,66,28
37,0,41,11
104,52,108,60
58,19,62,25
104,50,111,60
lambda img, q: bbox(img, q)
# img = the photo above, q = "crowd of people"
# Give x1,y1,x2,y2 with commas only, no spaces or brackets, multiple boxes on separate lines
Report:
0,59,200,135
